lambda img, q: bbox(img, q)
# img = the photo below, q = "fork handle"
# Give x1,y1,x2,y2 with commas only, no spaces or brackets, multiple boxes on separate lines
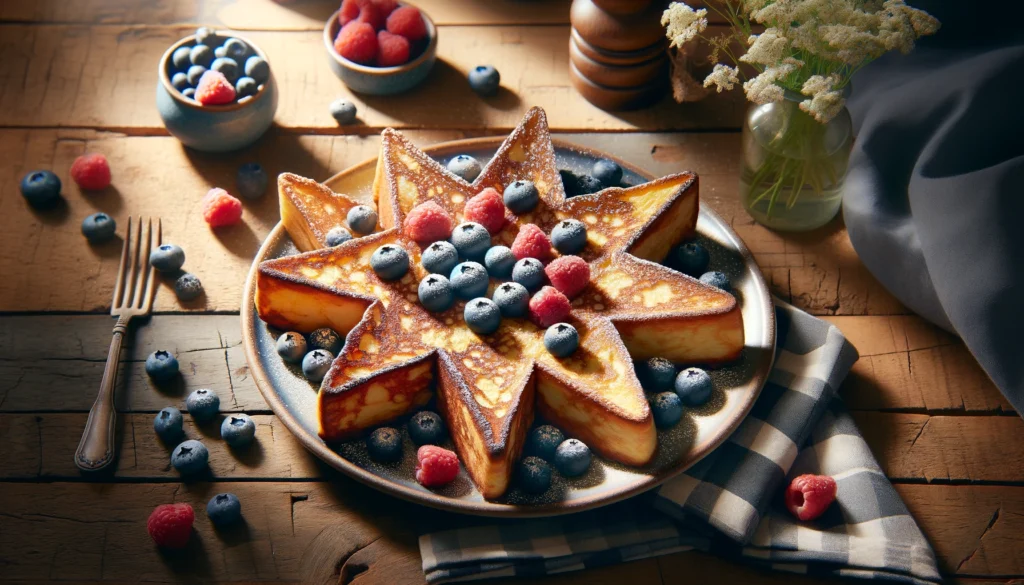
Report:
75,315,130,472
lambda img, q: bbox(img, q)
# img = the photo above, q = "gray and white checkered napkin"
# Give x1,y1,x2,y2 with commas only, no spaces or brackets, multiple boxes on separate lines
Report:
420,301,941,584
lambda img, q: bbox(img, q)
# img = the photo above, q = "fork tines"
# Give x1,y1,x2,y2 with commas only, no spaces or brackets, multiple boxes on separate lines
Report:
111,216,161,316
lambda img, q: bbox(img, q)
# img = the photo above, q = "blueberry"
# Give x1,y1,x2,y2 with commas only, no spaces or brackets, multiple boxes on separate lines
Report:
81,213,116,243
450,222,491,260
550,219,587,255
329,99,357,125
235,162,267,200
650,391,683,428
559,169,581,196
347,205,377,235
699,271,730,291
302,349,333,383
446,155,482,182
171,72,189,91
576,174,603,194
150,243,185,272
592,159,623,187
183,88,196,99
276,331,307,364
325,226,352,247
235,76,258,99
174,272,203,301
223,38,250,61
370,244,410,281
206,493,242,527
553,438,591,477
449,261,489,299
674,367,713,406
464,298,501,335
543,323,579,357
511,258,545,292
19,170,62,208
171,439,209,475
185,388,220,422
172,46,193,71
153,407,184,442
418,274,455,313
190,44,214,68
524,424,564,461
421,241,459,275
492,282,529,318
211,57,239,83
502,180,539,214
187,64,207,86
484,245,516,278
468,65,501,96
639,357,675,392
669,241,709,277
308,328,342,354
214,46,227,59
245,56,270,84
195,27,221,47
145,350,180,381
366,427,403,462
407,411,447,446
220,414,256,447
517,456,552,494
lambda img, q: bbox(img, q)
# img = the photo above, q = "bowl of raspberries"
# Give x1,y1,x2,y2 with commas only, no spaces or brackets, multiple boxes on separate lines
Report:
157,28,279,152
324,0,437,95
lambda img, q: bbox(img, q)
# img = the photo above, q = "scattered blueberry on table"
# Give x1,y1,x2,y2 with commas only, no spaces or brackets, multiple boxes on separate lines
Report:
150,244,186,273
554,438,591,477
370,244,410,281
206,493,242,527
543,323,579,357
418,274,455,313
347,205,378,235
446,155,482,182
325,226,353,247
366,427,403,463
145,350,180,381
524,425,564,461
20,170,62,208
236,162,268,199
153,407,184,443
518,456,552,494
464,298,501,335
699,270,731,291
468,65,500,96
650,391,683,428
408,411,447,446
276,332,307,364
329,99,358,125
185,388,220,422
174,272,203,301
221,414,256,448
675,367,713,407
171,439,210,475
81,213,116,244
308,327,342,354
492,282,529,318
302,349,333,383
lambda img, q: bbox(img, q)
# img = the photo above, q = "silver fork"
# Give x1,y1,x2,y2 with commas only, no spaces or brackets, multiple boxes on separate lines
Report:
75,217,161,472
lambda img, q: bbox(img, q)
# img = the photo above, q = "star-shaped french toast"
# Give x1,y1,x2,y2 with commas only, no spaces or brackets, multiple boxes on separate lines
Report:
255,107,743,499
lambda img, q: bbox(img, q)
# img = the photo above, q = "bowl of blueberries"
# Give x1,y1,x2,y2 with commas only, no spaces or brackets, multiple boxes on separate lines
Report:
157,27,278,152
324,0,438,95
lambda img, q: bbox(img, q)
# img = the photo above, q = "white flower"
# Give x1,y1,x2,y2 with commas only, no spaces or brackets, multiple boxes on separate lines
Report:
742,60,798,104
703,64,740,92
662,3,708,48
799,74,845,123
740,28,790,65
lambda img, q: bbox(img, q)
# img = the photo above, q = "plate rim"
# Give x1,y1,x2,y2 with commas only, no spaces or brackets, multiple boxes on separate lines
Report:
240,135,776,518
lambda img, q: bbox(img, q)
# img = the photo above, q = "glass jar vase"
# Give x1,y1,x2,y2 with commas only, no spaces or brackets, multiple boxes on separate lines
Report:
740,93,853,231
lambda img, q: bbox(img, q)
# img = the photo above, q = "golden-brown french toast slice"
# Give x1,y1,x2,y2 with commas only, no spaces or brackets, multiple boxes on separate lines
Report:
279,172,373,252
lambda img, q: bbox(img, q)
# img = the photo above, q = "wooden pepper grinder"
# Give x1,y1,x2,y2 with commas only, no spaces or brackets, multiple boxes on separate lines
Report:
569,0,670,111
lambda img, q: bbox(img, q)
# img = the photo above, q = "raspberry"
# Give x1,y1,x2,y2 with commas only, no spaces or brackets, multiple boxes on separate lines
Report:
529,286,571,327
147,503,194,549
339,0,361,25
785,474,837,521
194,70,236,105
463,188,507,234
545,255,590,299
69,153,111,190
371,0,399,15
511,223,552,262
338,0,385,29
376,30,410,67
386,6,427,42
202,188,243,227
415,445,459,487
334,21,378,65
404,201,454,244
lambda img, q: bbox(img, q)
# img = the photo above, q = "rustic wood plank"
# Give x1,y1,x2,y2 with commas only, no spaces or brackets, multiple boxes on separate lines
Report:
0,25,746,132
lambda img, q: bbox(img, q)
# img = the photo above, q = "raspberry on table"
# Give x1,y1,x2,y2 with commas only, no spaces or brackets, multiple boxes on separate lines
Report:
202,187,243,227
415,445,459,488
404,200,454,244
785,474,837,521
376,30,410,67
544,255,590,299
511,223,553,262
463,188,507,234
529,286,571,328
386,6,428,42
147,503,195,549
335,21,378,65
195,70,236,105
70,153,111,190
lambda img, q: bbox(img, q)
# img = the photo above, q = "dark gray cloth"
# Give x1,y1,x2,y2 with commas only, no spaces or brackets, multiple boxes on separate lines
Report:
843,40,1024,415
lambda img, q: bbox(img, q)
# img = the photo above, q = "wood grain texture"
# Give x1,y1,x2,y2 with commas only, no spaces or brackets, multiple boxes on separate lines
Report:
0,24,745,132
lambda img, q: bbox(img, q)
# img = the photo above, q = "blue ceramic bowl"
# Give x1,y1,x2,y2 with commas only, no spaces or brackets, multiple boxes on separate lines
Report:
156,33,278,152
323,4,437,95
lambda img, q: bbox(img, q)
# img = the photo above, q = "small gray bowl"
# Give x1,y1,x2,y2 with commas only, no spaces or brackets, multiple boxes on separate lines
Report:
156,32,278,152
323,4,437,95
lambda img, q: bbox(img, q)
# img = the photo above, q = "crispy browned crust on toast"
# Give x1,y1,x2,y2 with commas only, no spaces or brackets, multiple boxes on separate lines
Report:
279,172,373,252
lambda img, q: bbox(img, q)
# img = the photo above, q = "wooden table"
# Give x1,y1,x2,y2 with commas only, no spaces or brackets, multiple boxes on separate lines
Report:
1,1,1022,583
